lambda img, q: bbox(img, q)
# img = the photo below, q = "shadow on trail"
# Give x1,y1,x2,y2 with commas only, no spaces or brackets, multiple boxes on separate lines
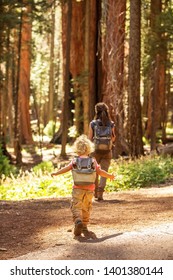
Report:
76,232,123,243
98,199,125,204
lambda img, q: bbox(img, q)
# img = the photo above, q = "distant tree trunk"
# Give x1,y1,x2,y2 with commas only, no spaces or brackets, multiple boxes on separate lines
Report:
6,31,14,146
0,27,14,161
150,58,158,150
19,0,33,144
158,51,167,143
102,0,127,157
48,1,55,123
70,0,98,135
60,0,72,157
166,70,171,139
128,0,143,157
88,0,98,123
82,0,90,134
76,0,97,135
159,2,167,143
146,0,162,150
95,0,102,105
70,0,85,136
14,9,23,164
1,41,8,152
0,4,4,141
0,4,11,157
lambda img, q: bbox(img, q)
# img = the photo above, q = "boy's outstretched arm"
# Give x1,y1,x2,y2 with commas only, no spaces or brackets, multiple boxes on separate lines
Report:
51,163,72,177
97,167,115,180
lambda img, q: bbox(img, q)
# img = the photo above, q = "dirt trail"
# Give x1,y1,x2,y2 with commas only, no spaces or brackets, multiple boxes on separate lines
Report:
1,184,173,260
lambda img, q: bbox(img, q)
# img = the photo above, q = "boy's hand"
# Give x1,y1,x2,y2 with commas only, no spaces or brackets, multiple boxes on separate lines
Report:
51,172,56,177
109,173,115,180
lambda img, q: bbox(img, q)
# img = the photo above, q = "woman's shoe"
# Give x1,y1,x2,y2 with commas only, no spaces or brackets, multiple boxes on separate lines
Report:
97,191,103,201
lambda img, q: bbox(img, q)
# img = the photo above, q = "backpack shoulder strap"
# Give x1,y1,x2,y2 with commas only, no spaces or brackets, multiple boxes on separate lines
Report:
87,156,93,168
91,120,98,130
88,156,96,170
72,156,80,169
76,156,82,169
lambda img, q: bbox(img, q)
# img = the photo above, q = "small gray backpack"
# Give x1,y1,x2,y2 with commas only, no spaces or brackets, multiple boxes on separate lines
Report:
72,157,96,186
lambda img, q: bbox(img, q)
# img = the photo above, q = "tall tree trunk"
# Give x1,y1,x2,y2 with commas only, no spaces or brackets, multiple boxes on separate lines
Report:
70,0,98,135
61,0,72,157
102,0,127,157
146,0,162,150
70,0,85,136
95,0,102,105
159,52,167,143
48,1,55,123
88,0,98,123
6,29,14,146
128,0,143,157
82,0,90,134
19,0,33,144
14,9,23,164
159,2,168,144
0,3,6,149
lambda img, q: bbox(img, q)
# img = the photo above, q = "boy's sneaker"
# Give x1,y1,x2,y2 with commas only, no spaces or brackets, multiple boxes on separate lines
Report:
82,226,97,239
74,219,83,236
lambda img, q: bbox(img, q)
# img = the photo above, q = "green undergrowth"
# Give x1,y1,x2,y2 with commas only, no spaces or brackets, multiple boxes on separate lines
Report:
106,155,173,192
1,155,173,201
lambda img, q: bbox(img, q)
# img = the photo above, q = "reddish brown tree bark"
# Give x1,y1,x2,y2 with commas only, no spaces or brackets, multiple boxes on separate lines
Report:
19,0,33,144
102,0,127,157
128,0,144,157
61,0,72,157
70,0,85,135
146,0,162,150
70,0,98,135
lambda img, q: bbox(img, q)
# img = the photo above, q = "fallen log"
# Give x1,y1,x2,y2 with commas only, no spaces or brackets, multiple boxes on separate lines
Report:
156,143,173,156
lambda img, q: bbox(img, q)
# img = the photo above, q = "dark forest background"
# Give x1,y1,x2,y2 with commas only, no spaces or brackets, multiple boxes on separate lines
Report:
0,0,173,165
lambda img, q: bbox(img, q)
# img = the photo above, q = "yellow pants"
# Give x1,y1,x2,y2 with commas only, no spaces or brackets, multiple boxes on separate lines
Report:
71,188,94,227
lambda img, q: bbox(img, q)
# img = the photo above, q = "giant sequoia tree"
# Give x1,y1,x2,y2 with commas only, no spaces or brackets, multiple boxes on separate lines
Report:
146,0,167,149
18,0,33,145
61,0,72,157
102,0,127,157
128,0,144,157
70,0,99,135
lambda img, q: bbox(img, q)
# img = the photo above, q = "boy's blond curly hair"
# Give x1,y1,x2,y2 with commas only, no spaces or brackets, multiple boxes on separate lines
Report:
73,134,94,156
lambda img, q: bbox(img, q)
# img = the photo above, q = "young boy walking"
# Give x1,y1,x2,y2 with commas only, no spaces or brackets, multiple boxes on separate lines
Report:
51,134,115,238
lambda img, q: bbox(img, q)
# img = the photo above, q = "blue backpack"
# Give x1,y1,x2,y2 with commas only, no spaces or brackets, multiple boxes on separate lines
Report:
92,120,112,151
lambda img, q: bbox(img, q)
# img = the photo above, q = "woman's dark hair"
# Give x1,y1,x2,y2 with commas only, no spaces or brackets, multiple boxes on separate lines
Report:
94,102,112,125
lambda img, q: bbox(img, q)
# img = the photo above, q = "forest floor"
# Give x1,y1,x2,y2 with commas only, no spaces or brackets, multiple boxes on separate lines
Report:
1,145,173,260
